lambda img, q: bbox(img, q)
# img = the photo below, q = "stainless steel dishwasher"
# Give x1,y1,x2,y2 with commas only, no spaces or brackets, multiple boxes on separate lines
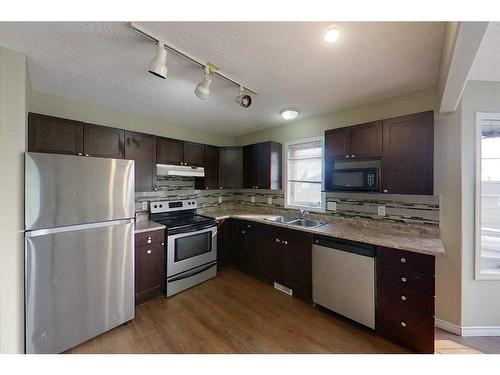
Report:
312,235,375,329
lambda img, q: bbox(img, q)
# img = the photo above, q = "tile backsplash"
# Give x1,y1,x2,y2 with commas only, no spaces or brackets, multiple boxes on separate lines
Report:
136,183,440,226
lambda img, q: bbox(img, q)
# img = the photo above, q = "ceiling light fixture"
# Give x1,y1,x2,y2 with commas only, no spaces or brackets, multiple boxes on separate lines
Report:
324,25,340,44
235,86,252,108
195,65,217,100
148,42,168,79
280,108,299,121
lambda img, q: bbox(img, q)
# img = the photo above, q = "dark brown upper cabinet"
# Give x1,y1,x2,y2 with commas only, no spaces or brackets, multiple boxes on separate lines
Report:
243,141,282,190
219,146,243,189
28,113,84,155
156,138,205,167
381,111,434,195
156,137,183,165
183,141,205,167
195,145,219,190
124,131,156,192
83,123,125,159
325,120,382,161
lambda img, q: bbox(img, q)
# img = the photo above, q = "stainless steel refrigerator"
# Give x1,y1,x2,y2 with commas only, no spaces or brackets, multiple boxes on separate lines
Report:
24,152,135,354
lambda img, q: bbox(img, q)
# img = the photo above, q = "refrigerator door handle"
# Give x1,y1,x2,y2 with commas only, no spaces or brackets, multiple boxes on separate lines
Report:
25,218,135,237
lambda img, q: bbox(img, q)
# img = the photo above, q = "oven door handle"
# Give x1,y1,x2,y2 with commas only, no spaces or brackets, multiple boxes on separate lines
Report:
168,263,216,282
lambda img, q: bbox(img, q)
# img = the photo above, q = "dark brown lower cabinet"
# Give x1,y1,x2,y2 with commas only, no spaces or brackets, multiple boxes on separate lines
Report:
376,246,435,353
217,219,232,268
231,219,312,302
134,230,165,305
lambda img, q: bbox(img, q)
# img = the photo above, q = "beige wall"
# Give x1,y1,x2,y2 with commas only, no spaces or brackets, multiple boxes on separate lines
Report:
461,81,500,327
434,108,462,326
0,47,27,353
29,90,234,146
234,87,437,145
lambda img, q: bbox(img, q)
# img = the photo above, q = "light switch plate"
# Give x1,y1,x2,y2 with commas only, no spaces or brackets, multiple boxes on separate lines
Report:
250,196,255,203
267,197,273,205
141,201,148,210
327,202,337,211
378,205,386,216
218,196,223,203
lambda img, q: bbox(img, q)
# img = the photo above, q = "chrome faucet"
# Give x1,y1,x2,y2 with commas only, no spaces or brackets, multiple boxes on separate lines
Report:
298,209,309,219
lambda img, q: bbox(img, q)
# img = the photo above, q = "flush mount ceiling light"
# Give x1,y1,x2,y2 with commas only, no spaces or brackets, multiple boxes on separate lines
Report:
280,108,299,120
324,25,340,44
148,42,168,79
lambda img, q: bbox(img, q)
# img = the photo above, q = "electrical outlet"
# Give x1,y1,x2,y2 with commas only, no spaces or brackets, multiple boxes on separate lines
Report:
327,202,337,211
141,201,148,211
250,196,255,203
267,197,273,205
377,205,386,216
218,196,223,203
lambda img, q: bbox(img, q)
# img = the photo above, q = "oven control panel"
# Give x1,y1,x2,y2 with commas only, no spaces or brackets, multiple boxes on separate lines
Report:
150,199,197,213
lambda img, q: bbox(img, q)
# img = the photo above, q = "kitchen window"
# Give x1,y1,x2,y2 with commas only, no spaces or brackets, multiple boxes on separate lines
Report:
475,113,500,279
285,137,324,211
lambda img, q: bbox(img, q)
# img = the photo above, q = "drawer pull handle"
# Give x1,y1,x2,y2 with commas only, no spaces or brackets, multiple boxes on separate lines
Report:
146,250,152,255
400,257,406,263
242,230,246,234
161,242,164,246
401,295,407,301
401,277,407,283
276,238,280,243
401,321,407,327
147,239,152,244
283,241,288,245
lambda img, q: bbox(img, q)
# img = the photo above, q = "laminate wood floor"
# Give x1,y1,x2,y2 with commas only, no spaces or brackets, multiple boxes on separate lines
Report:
66,268,500,354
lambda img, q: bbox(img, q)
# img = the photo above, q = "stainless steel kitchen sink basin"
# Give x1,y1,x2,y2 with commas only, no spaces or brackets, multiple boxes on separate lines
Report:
264,216,326,229
288,218,327,228
264,215,298,224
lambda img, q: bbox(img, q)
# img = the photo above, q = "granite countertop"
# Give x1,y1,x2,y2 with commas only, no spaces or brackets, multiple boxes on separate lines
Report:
201,207,445,257
134,220,165,234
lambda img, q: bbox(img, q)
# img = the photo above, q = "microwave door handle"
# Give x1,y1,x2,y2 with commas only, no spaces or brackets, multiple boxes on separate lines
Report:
168,263,216,282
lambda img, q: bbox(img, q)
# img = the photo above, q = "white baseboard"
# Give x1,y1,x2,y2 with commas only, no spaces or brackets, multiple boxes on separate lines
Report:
436,318,500,336
436,318,462,335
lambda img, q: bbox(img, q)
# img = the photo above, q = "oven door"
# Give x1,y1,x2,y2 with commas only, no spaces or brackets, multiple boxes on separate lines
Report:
167,226,217,277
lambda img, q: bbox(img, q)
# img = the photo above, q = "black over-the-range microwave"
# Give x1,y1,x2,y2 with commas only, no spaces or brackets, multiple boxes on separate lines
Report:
326,168,379,192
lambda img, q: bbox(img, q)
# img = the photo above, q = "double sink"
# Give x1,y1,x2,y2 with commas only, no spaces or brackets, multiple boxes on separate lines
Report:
264,215,327,229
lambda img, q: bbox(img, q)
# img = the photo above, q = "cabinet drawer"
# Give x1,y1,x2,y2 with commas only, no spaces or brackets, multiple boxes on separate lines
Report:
135,230,165,247
377,299,434,354
378,281,434,316
377,263,434,296
377,246,434,275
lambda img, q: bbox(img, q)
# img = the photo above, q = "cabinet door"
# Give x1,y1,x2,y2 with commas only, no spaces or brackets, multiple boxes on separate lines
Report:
217,219,232,268
349,120,383,159
232,220,259,273
219,147,243,188
243,144,259,188
124,131,155,192
382,111,434,195
28,113,84,155
83,123,124,159
258,226,285,283
283,229,313,300
325,127,350,160
156,137,183,165
135,243,165,305
203,145,219,189
183,141,205,166
255,142,271,189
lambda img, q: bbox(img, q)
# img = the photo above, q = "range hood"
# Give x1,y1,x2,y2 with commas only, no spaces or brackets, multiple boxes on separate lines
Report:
156,164,205,178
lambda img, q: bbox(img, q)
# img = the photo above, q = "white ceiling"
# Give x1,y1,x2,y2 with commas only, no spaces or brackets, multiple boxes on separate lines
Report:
0,22,445,137
469,22,500,82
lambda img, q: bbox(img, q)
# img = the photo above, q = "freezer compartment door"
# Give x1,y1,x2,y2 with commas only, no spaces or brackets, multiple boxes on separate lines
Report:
25,152,134,230
25,220,135,354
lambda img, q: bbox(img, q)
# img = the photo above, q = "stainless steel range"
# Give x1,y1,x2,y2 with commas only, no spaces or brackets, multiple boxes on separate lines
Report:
150,200,217,297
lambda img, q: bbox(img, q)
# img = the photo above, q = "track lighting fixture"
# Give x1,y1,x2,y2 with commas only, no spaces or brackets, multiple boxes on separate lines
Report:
235,86,252,108
148,42,168,79
195,64,219,100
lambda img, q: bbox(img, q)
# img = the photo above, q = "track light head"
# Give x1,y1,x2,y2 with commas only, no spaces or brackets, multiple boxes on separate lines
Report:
194,67,213,100
149,42,168,79
235,86,252,108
